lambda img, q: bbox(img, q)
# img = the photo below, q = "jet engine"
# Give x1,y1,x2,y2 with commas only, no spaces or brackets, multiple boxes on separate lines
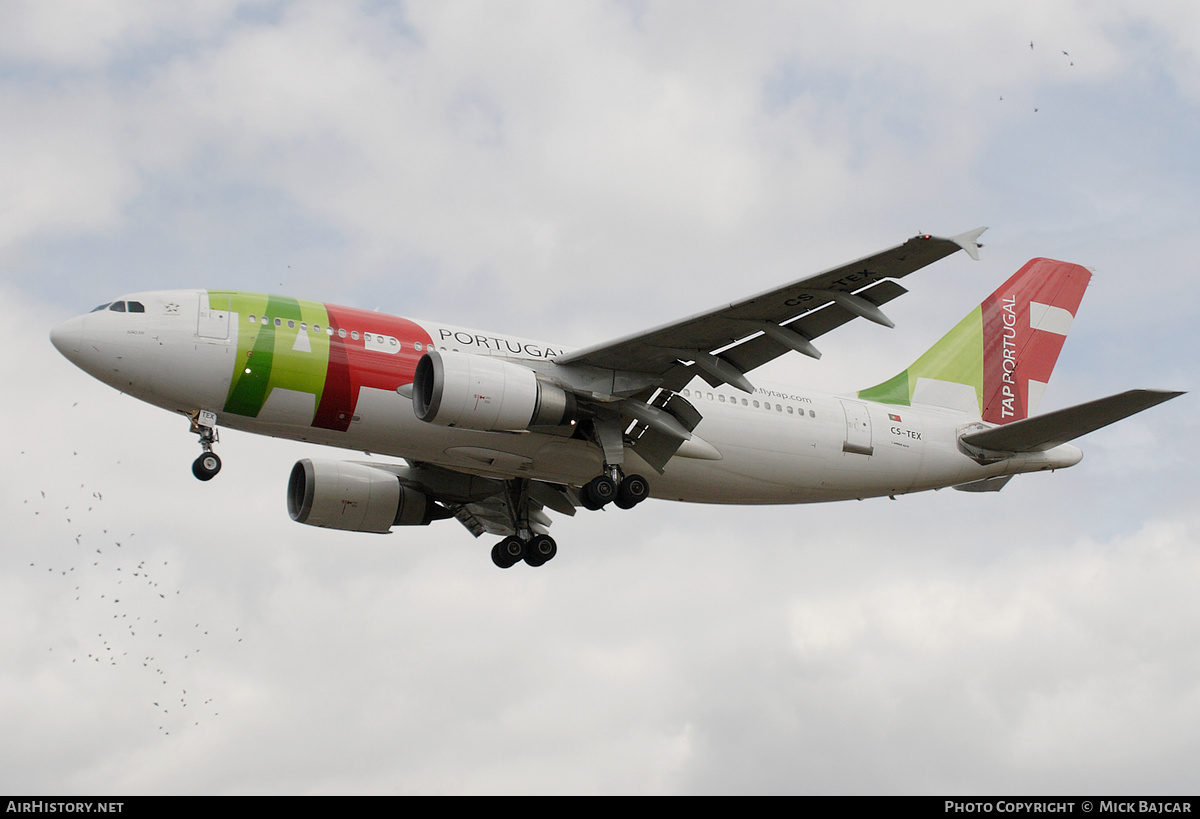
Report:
287,459,443,533
412,349,577,431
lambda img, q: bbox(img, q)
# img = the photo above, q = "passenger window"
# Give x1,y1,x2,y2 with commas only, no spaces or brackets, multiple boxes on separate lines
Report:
338,328,347,338
787,406,794,414
109,302,126,312
274,318,282,327
249,315,257,323
351,331,360,340
287,320,295,329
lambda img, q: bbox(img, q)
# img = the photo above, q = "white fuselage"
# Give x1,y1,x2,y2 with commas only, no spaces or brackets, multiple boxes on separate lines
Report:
50,289,1081,505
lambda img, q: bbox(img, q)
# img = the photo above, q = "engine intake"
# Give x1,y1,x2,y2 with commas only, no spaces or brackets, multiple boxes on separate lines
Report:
412,349,576,431
287,459,442,533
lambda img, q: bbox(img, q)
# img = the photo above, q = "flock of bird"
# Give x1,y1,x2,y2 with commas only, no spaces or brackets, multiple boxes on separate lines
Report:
18,422,245,738
999,40,1079,113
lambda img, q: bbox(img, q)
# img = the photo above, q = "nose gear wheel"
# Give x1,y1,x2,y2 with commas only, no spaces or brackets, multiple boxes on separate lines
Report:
192,452,222,481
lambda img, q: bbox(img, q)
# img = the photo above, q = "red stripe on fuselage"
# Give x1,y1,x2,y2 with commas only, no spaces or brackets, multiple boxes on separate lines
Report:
312,305,434,432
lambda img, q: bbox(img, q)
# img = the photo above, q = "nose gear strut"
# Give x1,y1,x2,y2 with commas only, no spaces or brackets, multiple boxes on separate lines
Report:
188,410,222,481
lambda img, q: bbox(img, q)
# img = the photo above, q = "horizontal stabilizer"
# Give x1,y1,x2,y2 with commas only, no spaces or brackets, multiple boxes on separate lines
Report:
960,389,1183,453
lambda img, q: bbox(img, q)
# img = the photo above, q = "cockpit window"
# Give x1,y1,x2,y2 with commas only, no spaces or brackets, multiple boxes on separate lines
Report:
109,301,126,313
127,301,145,313
90,303,111,312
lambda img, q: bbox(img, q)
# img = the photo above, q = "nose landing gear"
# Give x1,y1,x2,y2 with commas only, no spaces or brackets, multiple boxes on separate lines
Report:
188,410,222,481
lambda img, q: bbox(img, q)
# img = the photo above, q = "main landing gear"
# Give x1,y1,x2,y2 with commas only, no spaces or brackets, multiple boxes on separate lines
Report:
489,478,561,569
488,469,648,569
188,410,222,481
579,417,650,512
491,533,558,569
580,470,650,511
487,416,654,568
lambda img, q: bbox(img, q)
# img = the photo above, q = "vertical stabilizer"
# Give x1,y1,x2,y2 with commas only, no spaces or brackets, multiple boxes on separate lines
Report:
858,258,1091,423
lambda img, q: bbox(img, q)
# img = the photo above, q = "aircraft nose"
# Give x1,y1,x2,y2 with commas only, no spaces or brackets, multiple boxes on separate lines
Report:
50,315,86,363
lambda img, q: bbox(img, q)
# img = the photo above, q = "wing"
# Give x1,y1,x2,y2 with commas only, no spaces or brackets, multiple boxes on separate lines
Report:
555,227,987,394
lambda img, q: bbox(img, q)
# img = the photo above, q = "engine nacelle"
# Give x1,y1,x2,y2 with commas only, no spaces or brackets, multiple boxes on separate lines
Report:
287,459,439,533
411,349,576,431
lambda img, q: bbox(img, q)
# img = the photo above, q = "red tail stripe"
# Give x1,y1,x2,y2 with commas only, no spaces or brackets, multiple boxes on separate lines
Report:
981,258,1090,424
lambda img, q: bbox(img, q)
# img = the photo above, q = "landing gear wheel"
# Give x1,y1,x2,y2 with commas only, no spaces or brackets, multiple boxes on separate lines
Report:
615,474,650,509
524,534,557,567
581,475,618,510
492,536,525,569
192,452,222,481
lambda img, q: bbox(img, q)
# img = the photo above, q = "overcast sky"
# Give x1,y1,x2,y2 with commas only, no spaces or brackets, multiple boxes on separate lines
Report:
2,0,1198,795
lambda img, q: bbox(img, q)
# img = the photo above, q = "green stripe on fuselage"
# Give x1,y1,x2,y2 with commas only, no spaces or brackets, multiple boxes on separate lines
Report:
214,292,332,421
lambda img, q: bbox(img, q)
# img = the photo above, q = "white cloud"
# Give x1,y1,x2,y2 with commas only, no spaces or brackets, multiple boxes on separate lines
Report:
0,1,241,69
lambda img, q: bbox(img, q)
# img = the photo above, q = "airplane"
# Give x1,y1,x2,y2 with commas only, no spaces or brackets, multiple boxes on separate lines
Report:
49,228,1182,568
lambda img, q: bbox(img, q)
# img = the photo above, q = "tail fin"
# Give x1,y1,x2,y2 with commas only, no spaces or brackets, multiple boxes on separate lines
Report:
857,258,1092,423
